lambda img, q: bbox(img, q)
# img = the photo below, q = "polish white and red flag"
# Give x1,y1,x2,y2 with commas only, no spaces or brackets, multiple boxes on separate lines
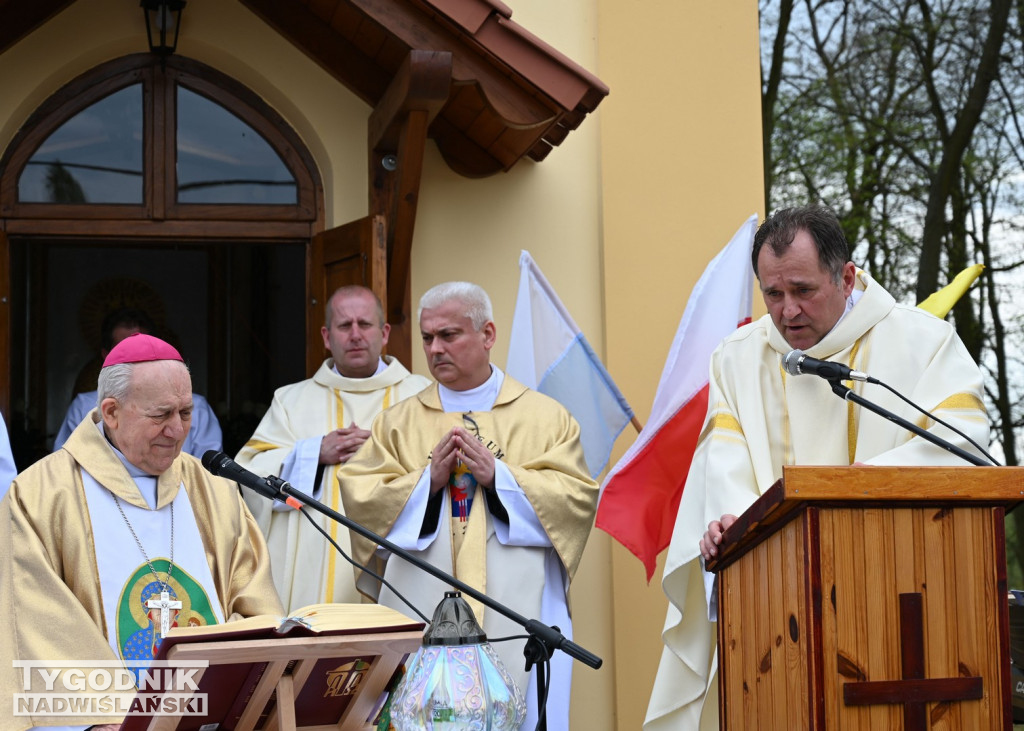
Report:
596,215,757,581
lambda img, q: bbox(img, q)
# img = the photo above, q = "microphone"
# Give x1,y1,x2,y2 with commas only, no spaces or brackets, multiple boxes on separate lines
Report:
782,349,875,383
202,450,292,503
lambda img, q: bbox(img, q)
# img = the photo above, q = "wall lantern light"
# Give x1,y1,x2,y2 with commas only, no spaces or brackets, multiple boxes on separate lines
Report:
141,0,186,58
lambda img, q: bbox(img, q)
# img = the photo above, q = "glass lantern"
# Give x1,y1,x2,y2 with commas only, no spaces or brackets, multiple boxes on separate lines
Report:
390,592,527,730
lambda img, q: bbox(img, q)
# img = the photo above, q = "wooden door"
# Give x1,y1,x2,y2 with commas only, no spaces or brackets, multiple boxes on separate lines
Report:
307,215,387,376
0,231,9,419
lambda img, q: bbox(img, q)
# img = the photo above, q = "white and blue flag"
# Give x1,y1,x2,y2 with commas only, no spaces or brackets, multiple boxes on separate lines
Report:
506,251,634,478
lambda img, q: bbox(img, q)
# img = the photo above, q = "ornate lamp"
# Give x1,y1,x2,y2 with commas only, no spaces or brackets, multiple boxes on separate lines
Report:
390,592,527,730
141,0,186,58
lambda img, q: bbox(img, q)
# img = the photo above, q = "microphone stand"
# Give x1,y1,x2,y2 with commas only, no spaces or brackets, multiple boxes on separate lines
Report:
828,379,990,467
267,477,602,729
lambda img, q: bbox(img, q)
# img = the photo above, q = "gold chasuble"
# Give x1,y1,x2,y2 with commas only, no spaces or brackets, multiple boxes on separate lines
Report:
340,377,596,617
0,413,282,730
340,375,597,729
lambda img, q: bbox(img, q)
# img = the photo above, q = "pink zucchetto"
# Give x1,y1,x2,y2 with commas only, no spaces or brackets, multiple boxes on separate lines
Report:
101,333,183,368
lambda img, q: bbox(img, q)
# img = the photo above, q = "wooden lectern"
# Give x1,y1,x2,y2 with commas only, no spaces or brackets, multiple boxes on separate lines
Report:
706,465,1024,730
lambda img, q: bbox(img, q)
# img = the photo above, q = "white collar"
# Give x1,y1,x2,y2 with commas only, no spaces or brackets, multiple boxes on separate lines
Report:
827,287,865,336
438,365,504,413
99,420,159,508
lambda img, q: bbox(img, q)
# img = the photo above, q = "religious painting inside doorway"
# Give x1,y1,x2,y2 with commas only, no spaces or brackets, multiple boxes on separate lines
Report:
7,237,306,469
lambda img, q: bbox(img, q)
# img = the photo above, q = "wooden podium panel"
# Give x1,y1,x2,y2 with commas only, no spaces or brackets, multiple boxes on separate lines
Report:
707,466,1024,730
118,604,425,731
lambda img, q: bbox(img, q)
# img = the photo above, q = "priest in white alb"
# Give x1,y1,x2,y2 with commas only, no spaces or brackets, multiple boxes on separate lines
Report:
340,281,599,731
235,285,429,612
644,205,990,731
0,333,282,731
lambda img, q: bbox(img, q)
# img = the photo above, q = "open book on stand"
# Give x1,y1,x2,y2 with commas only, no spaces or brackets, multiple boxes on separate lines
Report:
119,602,425,731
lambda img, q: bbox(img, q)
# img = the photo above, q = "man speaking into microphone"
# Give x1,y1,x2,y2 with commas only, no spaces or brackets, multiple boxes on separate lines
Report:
645,205,990,731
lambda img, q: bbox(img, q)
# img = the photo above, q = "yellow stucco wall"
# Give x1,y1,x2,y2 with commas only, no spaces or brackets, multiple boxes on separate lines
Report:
0,0,763,727
596,1,765,727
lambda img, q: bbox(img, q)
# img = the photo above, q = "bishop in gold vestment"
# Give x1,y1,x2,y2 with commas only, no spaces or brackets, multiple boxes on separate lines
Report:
0,335,281,730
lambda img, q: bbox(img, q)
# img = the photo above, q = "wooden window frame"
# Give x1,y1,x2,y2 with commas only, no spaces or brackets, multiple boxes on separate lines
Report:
0,54,322,236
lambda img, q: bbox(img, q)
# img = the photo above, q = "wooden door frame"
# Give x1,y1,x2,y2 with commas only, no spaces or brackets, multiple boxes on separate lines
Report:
0,49,455,425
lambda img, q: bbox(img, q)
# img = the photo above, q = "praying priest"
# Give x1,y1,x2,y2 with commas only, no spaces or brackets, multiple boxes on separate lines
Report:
340,281,599,731
0,333,282,731
234,285,430,612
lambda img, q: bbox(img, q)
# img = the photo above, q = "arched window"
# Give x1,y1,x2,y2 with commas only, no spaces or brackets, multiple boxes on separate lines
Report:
0,55,324,463
0,54,319,227
18,83,144,205
176,86,297,205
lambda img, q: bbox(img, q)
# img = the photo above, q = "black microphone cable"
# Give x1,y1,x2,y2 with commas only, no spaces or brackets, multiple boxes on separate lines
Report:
202,450,432,622
782,353,999,466
299,503,552,731
293,495,432,624
869,378,1000,466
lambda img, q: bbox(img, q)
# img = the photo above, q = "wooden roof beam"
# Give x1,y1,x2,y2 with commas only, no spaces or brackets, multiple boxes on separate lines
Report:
241,0,392,103
0,0,75,56
368,49,452,366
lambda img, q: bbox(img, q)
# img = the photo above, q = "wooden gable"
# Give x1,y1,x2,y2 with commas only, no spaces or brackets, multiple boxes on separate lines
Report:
0,0,608,178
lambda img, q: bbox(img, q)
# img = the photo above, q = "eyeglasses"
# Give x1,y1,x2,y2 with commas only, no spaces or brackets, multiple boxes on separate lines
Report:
462,413,480,438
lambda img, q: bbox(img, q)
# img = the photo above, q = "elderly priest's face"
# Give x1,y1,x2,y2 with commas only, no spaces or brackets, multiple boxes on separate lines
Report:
101,360,194,475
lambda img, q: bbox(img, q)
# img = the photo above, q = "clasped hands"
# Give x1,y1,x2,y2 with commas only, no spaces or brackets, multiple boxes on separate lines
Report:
319,423,371,465
429,426,495,495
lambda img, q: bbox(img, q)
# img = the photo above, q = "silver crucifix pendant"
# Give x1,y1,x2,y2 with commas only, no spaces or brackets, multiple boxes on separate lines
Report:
146,590,183,639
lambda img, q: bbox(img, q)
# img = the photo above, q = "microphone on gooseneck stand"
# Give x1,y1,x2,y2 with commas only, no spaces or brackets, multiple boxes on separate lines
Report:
199,451,603,671
782,349,877,383
203,452,603,731
780,352,999,467
202,450,431,623
201,450,297,505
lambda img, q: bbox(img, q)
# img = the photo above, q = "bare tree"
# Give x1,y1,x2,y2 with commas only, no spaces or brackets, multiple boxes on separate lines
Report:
760,0,795,217
761,0,1024,579
914,0,1013,304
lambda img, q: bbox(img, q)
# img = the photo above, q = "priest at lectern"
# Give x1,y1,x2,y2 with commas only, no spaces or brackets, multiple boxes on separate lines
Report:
644,205,991,731
0,334,282,731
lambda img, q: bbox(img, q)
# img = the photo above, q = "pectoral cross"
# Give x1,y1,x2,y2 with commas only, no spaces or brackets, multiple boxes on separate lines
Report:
146,590,182,639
